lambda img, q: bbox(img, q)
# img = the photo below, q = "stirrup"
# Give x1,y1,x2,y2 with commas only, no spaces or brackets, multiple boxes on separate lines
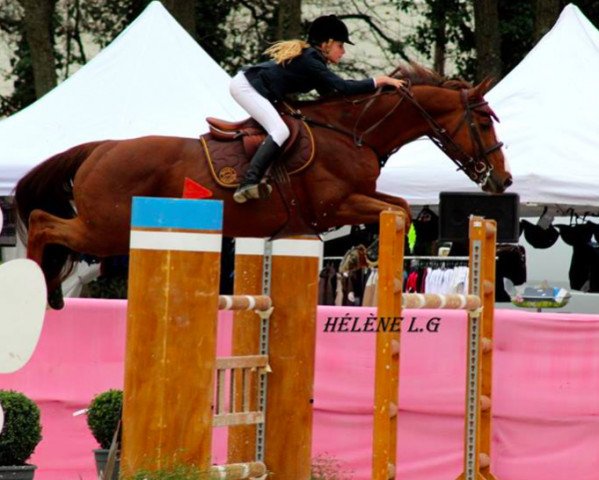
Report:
233,182,272,203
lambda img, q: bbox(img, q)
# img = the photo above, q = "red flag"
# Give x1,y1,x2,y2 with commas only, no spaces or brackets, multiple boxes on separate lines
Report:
182,177,213,199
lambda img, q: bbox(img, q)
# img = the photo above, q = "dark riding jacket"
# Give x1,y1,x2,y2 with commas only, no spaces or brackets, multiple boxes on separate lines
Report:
243,47,376,102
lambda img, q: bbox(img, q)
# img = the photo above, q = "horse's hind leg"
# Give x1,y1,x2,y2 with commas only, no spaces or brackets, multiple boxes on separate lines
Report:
27,209,92,308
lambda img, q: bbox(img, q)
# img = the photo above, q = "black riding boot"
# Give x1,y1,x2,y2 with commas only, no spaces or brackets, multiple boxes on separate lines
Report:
233,135,281,203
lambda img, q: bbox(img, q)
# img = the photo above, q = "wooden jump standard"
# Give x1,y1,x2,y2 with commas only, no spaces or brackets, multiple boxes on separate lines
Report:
373,210,497,480
122,198,321,479
227,236,322,479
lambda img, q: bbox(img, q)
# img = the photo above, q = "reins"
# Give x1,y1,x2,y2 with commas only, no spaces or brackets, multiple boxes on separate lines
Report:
395,88,503,185
282,88,405,158
283,79,502,185
351,86,408,148
283,103,379,152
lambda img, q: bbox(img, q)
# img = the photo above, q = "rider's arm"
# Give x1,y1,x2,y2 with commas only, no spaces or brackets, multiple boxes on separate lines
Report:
304,50,376,96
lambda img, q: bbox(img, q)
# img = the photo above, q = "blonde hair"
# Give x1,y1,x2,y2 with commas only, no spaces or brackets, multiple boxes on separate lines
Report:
265,40,310,65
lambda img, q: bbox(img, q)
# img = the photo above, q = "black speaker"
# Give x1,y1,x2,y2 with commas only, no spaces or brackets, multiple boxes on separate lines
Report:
439,192,520,243
0,196,17,247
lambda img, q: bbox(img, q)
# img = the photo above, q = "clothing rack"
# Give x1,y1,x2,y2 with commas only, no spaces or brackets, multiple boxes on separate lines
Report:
404,255,498,262
404,255,469,261
323,255,471,265
404,256,470,272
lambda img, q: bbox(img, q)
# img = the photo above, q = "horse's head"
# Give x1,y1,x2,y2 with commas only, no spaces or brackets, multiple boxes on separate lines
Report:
379,64,512,193
445,78,512,193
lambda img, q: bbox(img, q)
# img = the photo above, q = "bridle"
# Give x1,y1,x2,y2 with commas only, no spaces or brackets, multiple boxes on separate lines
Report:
285,80,503,187
397,86,504,186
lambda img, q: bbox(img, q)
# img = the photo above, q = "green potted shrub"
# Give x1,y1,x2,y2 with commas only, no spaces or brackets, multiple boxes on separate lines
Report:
0,390,42,480
86,389,122,480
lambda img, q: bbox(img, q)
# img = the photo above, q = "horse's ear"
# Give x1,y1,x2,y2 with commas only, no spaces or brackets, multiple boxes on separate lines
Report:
473,77,495,96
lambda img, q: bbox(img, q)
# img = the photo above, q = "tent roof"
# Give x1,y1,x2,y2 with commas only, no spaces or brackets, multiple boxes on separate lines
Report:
378,4,599,213
0,1,245,196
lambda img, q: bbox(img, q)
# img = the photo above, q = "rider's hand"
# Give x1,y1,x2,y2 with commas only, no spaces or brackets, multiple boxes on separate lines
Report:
375,75,406,90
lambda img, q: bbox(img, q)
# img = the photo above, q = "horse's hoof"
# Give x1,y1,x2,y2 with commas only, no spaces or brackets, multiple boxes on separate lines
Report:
48,288,65,310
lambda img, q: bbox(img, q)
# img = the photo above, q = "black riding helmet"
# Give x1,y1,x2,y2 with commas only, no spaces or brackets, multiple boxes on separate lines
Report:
308,15,354,45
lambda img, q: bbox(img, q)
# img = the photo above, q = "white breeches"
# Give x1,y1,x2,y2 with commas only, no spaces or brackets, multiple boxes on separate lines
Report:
229,71,290,147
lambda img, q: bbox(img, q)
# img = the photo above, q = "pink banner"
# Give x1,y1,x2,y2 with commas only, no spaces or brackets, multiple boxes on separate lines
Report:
3,299,599,479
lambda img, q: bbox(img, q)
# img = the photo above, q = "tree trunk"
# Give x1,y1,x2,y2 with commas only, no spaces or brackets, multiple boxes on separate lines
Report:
277,0,302,40
19,0,57,98
473,0,502,82
432,1,447,76
162,0,196,39
533,0,560,43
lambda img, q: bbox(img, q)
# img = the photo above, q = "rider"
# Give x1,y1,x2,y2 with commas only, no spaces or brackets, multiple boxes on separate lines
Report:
230,14,406,203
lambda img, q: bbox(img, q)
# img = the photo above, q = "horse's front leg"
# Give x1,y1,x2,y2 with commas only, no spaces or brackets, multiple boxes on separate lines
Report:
334,193,411,227
371,191,412,226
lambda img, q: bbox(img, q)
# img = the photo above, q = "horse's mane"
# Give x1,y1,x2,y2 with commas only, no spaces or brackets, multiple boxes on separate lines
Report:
393,62,472,90
288,61,471,109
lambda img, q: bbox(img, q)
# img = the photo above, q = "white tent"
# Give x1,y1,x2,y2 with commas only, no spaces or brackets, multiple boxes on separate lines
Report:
378,4,599,212
0,1,245,196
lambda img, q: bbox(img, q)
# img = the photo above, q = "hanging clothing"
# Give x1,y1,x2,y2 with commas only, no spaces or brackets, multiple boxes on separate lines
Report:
318,263,338,305
362,269,378,307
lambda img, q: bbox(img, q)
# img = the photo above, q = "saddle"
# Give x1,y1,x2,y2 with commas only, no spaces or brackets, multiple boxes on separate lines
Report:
201,115,315,188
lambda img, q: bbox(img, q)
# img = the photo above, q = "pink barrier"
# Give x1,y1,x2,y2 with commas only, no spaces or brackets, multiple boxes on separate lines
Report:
3,299,599,479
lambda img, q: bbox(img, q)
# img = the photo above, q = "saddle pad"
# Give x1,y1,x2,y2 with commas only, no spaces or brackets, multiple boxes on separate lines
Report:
201,120,315,188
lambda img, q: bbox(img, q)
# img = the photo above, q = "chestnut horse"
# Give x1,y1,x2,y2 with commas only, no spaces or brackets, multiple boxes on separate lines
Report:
14,64,511,308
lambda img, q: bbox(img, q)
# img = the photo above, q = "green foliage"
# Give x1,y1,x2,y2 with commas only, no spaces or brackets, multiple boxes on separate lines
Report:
124,465,213,480
0,1,64,115
86,389,123,449
82,255,129,299
196,0,237,70
121,455,351,480
5,0,599,119
84,275,128,299
576,0,599,26
0,31,36,116
0,390,42,466
498,0,534,76
77,0,151,49
394,0,475,79
217,1,279,74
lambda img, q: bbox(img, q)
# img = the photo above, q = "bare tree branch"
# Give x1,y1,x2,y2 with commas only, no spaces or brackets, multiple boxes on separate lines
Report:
337,13,411,62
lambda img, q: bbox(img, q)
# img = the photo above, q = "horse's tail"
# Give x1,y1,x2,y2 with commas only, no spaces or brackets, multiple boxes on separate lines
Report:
13,141,105,290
